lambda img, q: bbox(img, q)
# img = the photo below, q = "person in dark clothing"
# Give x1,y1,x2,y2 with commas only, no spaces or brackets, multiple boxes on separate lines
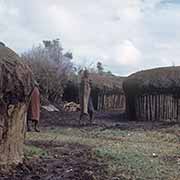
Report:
88,79,94,123
88,95,94,124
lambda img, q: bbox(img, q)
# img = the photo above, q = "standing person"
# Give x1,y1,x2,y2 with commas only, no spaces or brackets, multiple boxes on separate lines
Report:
27,82,40,132
79,70,94,124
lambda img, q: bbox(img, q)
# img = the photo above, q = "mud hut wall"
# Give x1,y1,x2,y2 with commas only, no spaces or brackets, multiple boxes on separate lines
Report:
0,103,27,165
134,94,180,122
0,46,34,166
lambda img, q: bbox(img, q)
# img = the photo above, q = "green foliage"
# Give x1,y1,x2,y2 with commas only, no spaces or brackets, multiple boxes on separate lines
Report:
97,61,104,74
24,145,48,158
106,70,113,76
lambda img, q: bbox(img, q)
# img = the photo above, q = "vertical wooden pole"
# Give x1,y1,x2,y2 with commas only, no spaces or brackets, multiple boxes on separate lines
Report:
177,98,179,122
145,95,148,121
149,95,152,121
158,94,161,121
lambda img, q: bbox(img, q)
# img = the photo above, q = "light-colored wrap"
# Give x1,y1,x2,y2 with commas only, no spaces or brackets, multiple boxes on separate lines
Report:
80,77,91,114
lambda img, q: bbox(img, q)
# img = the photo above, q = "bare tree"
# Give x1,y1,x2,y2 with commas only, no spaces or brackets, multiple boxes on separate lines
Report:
22,39,74,103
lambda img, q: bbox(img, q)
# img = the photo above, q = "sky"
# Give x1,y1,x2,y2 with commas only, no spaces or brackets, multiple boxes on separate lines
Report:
1,0,180,76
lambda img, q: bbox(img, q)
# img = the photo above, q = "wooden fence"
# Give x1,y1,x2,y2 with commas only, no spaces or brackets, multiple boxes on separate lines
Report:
96,93,125,111
134,94,180,122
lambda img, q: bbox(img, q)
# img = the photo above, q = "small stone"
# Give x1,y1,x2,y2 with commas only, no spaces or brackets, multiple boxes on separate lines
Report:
65,168,73,173
54,154,58,158
152,153,158,157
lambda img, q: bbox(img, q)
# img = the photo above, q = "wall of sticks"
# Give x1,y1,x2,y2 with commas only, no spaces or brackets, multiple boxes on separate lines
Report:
96,93,125,111
133,94,180,122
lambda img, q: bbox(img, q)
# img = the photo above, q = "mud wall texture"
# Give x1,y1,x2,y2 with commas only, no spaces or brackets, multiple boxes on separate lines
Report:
0,104,27,165
0,45,33,166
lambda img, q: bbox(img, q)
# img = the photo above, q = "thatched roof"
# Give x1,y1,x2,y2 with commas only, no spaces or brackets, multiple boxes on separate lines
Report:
66,73,126,97
0,46,34,103
123,66,180,95
90,73,125,93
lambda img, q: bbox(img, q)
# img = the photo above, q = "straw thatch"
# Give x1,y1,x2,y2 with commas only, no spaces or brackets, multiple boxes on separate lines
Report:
123,66,180,96
0,45,34,166
0,46,35,101
89,73,124,93
123,66,180,122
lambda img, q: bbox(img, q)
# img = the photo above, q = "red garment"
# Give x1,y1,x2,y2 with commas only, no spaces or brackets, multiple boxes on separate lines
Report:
28,87,40,121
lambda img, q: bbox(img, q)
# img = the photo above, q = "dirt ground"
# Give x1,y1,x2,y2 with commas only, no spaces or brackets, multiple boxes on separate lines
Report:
0,142,107,180
0,109,179,180
40,109,180,132
0,110,116,180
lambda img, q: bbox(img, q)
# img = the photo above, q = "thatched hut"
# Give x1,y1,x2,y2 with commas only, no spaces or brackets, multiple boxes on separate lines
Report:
63,73,126,111
0,44,34,165
123,66,180,122
89,73,125,111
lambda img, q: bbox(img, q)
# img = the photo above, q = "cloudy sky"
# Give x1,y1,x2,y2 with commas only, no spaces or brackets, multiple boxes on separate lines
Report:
1,0,180,75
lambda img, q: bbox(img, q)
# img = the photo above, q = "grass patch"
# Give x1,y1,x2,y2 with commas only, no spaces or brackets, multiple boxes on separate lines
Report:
26,126,180,179
24,145,48,158
95,146,179,179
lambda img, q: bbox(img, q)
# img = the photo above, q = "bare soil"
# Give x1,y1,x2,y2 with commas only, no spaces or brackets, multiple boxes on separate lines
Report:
0,141,108,180
40,109,179,132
